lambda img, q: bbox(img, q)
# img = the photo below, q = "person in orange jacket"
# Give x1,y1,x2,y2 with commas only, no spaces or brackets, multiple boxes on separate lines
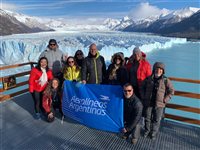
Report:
42,78,63,122
29,57,53,119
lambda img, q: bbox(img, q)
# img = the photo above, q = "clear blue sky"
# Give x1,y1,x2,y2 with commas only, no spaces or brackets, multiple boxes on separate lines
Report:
1,0,200,19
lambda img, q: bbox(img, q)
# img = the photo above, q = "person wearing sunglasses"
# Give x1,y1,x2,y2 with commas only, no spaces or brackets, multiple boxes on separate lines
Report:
74,50,84,68
39,39,65,84
106,52,128,86
63,56,81,82
121,83,143,145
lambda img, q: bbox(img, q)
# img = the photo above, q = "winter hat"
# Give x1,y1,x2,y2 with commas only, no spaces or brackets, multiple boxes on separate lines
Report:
153,62,165,74
111,52,125,64
49,39,57,45
133,47,142,56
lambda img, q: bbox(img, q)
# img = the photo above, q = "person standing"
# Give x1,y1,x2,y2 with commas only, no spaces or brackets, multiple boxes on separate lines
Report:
141,62,174,140
63,56,81,82
39,39,65,82
126,47,151,98
121,83,143,145
106,52,128,86
74,50,84,68
29,57,53,119
81,43,106,84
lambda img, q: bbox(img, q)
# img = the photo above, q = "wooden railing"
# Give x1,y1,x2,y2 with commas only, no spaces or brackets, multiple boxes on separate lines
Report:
0,62,200,126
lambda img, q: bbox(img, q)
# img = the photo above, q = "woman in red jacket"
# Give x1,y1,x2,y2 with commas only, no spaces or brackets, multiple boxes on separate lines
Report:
42,78,63,122
29,57,53,119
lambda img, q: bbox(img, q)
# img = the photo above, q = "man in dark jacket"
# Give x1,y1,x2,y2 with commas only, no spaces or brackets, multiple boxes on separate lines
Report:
81,43,106,84
141,62,174,140
121,83,143,145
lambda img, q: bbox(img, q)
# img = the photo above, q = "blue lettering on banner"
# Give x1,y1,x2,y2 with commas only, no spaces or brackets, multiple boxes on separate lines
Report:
62,80,124,133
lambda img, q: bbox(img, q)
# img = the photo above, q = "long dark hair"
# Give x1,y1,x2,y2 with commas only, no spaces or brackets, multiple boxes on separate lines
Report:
36,57,49,71
43,78,60,97
65,56,80,72
74,50,84,60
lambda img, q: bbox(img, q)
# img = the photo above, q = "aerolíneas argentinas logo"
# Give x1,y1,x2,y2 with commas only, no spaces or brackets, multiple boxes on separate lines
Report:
68,95,110,116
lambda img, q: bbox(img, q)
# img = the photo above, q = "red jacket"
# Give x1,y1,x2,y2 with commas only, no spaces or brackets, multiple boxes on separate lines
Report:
126,53,152,87
42,93,62,114
42,95,52,114
29,67,53,93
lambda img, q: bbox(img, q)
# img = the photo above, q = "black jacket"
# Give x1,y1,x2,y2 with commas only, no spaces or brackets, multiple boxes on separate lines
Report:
106,64,128,86
124,95,143,131
81,52,106,84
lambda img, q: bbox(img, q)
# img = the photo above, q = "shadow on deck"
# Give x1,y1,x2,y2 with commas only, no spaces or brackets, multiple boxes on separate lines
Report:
0,93,200,150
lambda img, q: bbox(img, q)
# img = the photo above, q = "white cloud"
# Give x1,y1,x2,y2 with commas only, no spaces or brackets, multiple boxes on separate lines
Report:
1,3,19,11
129,2,170,21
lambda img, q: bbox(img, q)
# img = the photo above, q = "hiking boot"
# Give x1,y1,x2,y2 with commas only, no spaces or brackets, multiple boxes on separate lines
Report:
35,113,41,120
131,138,138,145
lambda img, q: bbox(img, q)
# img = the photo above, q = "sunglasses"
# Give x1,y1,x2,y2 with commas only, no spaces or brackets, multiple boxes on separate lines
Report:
123,90,132,93
116,57,121,60
77,53,83,56
68,61,74,64
50,44,56,46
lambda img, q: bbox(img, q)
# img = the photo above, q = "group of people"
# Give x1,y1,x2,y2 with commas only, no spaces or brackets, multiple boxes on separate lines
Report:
29,39,174,144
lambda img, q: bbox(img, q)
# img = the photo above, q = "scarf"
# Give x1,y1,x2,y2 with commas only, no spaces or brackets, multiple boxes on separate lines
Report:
38,67,48,86
109,64,120,80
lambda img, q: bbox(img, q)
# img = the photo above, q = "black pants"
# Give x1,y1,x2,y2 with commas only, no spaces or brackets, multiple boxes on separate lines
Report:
144,106,164,136
31,91,43,113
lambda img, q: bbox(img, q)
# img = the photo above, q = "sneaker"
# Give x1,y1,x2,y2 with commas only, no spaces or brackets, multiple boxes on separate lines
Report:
131,138,138,145
151,136,156,140
35,113,41,120
150,133,156,140
143,131,149,138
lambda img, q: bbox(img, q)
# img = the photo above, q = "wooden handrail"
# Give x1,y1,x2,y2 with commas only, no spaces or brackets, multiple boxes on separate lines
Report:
0,88,29,102
165,114,200,125
174,91,200,99
0,81,28,92
169,77,200,84
166,103,200,114
0,62,36,70
0,71,30,82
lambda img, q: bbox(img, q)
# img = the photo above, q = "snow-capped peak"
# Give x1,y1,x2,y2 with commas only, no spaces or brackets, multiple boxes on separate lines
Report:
160,7,200,20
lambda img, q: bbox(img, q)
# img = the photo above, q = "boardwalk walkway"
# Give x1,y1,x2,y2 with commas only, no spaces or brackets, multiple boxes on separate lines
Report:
1,93,199,150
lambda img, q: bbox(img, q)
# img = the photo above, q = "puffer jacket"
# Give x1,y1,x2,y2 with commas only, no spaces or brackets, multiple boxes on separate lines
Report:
81,52,106,84
141,75,174,108
29,68,53,93
124,95,143,132
42,92,62,114
126,53,152,87
39,47,64,76
63,66,81,81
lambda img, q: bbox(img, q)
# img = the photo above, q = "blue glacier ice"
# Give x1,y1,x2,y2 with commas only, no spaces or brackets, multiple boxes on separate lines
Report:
0,31,187,65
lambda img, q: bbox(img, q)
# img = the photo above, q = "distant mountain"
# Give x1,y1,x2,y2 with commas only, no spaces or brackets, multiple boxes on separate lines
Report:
159,11,200,39
0,9,54,36
123,7,200,39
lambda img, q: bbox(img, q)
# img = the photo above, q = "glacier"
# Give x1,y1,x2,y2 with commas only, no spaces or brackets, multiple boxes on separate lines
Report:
0,31,187,65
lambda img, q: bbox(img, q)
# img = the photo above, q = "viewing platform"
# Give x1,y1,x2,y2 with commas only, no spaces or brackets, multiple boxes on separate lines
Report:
0,62,200,150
